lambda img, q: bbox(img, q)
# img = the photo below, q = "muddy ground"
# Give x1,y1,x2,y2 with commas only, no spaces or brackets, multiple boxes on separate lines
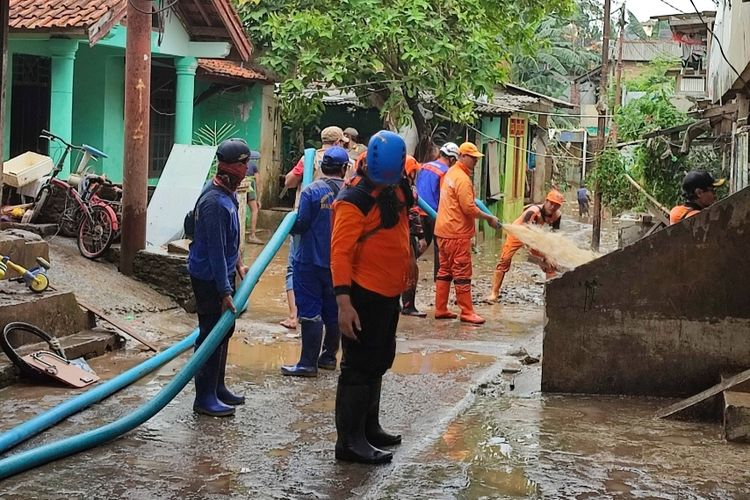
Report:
1,219,748,499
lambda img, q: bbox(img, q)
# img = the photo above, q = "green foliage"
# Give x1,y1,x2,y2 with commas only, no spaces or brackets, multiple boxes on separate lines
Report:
193,122,239,146
614,91,686,142
509,0,601,98
594,93,693,212
623,56,681,93
235,0,573,140
589,146,642,214
192,122,239,179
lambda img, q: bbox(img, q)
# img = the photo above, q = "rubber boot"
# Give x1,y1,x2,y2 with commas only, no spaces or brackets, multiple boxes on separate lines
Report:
483,270,506,303
456,286,485,325
318,321,340,370
401,287,426,317
281,319,322,377
216,340,245,406
365,378,402,447
434,279,458,319
194,344,235,417
335,383,393,464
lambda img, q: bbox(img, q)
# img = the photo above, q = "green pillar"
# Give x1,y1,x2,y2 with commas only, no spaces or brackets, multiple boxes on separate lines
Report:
174,57,197,145
49,39,79,175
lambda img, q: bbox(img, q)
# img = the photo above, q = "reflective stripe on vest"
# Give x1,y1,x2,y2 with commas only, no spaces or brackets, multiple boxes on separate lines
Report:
420,161,447,178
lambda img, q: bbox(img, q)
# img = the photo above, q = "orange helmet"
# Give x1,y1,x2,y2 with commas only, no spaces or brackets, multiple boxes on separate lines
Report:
405,155,420,177
546,189,565,205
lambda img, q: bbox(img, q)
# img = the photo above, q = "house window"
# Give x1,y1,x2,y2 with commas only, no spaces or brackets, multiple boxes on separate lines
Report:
149,63,176,178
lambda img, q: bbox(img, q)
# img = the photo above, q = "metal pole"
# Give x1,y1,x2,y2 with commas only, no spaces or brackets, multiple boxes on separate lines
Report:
0,2,9,200
592,0,612,251
612,2,627,141
120,0,152,275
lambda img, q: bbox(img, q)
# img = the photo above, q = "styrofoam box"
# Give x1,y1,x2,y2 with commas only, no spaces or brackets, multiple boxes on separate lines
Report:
3,152,54,188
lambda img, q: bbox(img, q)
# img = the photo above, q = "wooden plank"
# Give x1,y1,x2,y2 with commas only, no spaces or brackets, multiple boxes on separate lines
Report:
624,174,670,225
77,299,158,352
655,367,750,419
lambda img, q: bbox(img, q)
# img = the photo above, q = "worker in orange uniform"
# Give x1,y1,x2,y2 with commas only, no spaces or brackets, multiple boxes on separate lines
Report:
484,190,565,303
669,170,724,225
330,130,412,464
434,142,501,324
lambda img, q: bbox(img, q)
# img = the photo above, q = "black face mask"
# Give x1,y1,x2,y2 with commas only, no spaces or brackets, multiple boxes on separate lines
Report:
216,173,243,192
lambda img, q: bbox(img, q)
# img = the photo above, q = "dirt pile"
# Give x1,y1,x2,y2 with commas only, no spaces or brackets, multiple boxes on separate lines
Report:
502,224,599,271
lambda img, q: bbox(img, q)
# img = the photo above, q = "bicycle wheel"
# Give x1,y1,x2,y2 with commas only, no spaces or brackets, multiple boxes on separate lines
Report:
29,186,50,223
77,205,115,259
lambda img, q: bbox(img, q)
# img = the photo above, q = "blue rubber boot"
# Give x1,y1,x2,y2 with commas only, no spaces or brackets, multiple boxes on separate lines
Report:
216,340,245,406
194,343,235,417
318,321,340,370
281,319,322,377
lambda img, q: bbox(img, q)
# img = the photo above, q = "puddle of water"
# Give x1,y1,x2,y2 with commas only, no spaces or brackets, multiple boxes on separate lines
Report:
386,394,750,498
391,350,495,375
228,339,495,378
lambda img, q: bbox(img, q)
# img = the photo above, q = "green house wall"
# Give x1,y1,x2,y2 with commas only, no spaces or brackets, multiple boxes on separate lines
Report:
5,25,265,186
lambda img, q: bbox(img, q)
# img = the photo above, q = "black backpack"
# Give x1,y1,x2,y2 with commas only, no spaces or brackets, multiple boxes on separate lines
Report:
184,190,210,239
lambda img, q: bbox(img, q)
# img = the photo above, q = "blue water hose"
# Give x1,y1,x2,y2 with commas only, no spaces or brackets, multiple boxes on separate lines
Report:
0,331,197,454
0,149,316,479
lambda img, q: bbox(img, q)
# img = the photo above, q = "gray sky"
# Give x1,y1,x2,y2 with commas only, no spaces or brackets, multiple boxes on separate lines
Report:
615,0,718,21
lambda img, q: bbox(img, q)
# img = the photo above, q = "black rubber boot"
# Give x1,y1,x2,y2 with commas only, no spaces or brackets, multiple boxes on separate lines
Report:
193,343,235,417
335,383,393,464
216,340,245,406
365,378,402,447
401,288,426,317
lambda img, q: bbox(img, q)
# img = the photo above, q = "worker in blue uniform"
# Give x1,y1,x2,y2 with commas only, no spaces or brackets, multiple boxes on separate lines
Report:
281,146,348,377
188,138,250,417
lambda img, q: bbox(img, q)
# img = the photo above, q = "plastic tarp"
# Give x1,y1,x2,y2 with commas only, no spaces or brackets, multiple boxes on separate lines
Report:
146,145,217,247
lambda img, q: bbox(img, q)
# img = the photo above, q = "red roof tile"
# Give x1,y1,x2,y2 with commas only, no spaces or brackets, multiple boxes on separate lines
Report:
10,0,122,30
197,59,271,83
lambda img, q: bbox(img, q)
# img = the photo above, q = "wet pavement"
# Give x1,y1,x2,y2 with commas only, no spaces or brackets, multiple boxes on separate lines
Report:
1,218,747,498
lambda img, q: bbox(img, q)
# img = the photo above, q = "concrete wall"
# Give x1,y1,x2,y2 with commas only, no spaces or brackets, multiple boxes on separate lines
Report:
542,186,750,397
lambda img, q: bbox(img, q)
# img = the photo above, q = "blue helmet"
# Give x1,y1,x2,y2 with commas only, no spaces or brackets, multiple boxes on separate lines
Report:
366,131,406,185
321,146,350,168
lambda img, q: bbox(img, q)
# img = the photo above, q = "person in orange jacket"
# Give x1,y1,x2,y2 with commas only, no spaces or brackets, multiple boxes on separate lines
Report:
484,189,564,303
669,170,724,225
331,130,412,464
434,142,501,324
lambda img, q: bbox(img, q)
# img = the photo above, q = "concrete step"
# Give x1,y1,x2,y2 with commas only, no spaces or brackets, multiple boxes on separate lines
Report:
0,328,124,388
724,390,750,443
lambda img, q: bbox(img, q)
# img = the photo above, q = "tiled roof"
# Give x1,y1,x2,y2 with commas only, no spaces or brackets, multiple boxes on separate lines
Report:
197,59,270,83
10,0,122,30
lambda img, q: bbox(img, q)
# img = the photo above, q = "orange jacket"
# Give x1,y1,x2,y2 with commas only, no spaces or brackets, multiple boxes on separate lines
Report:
669,204,700,225
434,162,482,239
331,184,411,298
505,204,562,247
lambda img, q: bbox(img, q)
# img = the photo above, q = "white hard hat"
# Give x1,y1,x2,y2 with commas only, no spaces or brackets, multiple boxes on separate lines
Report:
440,142,460,160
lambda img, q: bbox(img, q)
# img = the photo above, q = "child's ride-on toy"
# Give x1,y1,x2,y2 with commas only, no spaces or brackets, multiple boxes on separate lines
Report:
0,255,51,293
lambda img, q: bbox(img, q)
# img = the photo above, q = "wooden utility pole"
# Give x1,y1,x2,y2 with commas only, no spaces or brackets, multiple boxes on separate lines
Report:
0,2,9,199
612,2,627,140
120,0,152,275
592,0,612,251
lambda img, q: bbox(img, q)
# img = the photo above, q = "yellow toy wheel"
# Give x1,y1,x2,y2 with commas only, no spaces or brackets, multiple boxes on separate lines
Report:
30,274,49,293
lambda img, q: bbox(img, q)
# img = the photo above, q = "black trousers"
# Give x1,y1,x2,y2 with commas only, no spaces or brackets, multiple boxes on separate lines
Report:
190,275,236,347
339,282,400,386
420,215,439,280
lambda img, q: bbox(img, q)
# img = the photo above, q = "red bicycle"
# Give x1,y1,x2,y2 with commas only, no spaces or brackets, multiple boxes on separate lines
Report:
30,131,120,259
